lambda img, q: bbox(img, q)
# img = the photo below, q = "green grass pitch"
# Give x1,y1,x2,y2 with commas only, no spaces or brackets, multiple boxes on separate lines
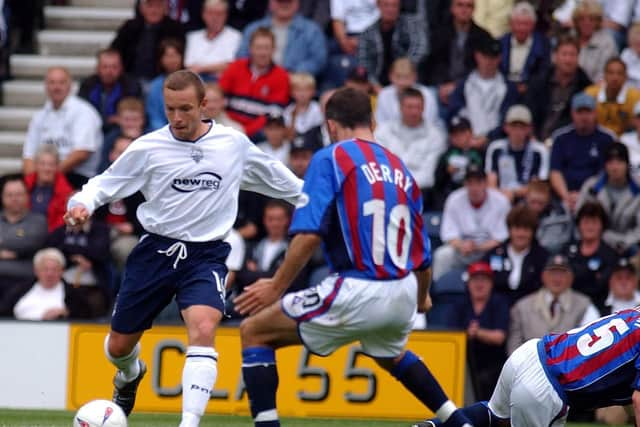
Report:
0,409,610,427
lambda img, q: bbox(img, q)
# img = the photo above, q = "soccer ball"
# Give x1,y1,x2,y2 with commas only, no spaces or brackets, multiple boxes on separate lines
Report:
73,399,128,427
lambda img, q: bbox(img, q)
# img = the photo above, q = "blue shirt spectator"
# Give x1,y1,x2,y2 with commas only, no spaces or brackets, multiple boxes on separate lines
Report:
550,93,615,211
235,1,327,76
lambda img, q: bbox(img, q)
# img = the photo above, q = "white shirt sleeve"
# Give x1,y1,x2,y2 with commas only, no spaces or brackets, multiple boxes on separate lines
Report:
489,192,511,241
68,141,149,214
604,0,634,27
330,0,345,20
440,192,462,242
580,303,602,326
375,88,393,125
240,140,303,206
23,111,43,159
224,229,246,271
537,142,550,180
71,104,102,152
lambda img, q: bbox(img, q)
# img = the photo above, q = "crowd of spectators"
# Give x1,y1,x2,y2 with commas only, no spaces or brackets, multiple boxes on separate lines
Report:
5,0,640,420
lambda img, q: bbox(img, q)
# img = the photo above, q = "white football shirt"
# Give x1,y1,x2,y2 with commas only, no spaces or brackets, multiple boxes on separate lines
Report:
69,121,303,242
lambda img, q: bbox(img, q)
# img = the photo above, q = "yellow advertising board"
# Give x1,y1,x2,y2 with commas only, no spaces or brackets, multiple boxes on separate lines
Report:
67,325,465,420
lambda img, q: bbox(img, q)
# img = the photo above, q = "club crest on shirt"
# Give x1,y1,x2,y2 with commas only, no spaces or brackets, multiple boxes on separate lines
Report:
191,147,204,163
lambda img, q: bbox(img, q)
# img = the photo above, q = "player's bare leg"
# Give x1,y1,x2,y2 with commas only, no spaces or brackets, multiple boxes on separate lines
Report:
240,302,302,427
374,352,473,427
105,330,146,416
179,305,224,427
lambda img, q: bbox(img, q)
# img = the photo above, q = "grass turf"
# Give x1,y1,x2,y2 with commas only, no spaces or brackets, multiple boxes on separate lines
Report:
0,409,610,427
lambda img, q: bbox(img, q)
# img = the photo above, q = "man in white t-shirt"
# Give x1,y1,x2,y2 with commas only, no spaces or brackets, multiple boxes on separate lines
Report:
23,67,103,189
433,164,511,280
184,0,241,80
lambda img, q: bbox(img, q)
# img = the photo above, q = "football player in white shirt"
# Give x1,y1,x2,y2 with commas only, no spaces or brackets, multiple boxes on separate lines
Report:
64,70,302,427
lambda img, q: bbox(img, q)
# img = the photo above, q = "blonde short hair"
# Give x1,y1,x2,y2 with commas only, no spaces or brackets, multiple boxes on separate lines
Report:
204,0,228,10
33,247,66,270
289,72,316,90
390,57,417,75
572,0,603,27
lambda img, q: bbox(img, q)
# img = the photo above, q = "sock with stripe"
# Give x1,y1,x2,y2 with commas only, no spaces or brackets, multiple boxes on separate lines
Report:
179,346,218,427
428,402,493,426
104,334,140,382
391,351,472,426
242,347,280,427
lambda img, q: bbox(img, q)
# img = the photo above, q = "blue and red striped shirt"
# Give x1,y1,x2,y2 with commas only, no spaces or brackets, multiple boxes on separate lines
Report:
540,308,640,408
290,138,431,280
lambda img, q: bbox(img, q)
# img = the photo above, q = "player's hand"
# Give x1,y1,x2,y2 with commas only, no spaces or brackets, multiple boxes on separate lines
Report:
417,293,432,313
234,278,281,316
64,205,90,229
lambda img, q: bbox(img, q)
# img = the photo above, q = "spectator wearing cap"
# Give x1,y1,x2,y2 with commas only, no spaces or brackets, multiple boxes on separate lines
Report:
577,142,640,254
184,0,242,81
483,204,549,305
549,92,615,213
448,36,519,148
219,27,290,139
374,87,447,197
507,254,600,355
525,34,592,141
288,136,318,178
600,257,640,316
433,164,510,280
522,180,573,254
562,201,618,310
375,57,441,128
433,115,484,210
584,57,640,137
447,261,509,401
418,0,492,105
572,0,619,83
256,115,291,165
498,2,551,94
356,0,428,91
484,104,548,203
235,0,327,77
620,101,640,181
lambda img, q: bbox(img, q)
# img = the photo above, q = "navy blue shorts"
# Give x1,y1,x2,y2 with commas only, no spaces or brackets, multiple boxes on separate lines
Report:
111,233,231,334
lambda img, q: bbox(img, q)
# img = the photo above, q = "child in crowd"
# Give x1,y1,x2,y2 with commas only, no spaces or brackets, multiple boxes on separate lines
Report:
99,97,146,172
432,116,484,210
256,115,291,165
283,72,323,138
202,83,243,131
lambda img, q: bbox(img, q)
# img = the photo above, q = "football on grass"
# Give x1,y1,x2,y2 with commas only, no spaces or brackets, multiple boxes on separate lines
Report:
73,399,128,427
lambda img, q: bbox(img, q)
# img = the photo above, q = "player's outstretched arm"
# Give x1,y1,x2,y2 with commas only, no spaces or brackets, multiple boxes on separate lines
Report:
415,267,433,313
63,204,90,228
234,233,322,315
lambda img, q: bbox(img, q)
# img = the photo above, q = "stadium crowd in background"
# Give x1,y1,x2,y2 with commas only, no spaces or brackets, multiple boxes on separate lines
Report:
8,0,640,423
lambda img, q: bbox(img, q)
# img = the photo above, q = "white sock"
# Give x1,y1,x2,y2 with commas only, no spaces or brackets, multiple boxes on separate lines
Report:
179,346,218,427
104,334,140,382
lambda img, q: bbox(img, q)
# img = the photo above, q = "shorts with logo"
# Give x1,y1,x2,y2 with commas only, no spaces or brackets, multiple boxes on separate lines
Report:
281,273,417,358
111,233,230,334
489,339,568,427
